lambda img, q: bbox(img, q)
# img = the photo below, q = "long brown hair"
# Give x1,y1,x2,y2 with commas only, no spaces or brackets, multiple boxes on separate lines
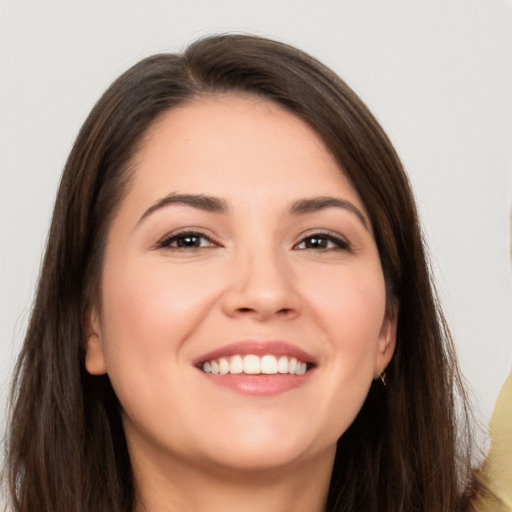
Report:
4,34,476,511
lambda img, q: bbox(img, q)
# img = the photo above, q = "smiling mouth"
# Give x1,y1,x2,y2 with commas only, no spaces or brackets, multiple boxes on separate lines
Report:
199,354,312,375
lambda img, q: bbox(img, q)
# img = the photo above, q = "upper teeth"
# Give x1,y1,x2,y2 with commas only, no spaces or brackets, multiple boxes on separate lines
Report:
201,355,308,375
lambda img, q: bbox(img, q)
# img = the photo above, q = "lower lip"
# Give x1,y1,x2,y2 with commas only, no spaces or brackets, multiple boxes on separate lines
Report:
199,371,314,396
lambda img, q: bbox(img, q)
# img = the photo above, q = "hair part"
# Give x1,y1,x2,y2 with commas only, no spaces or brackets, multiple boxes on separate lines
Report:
4,34,476,512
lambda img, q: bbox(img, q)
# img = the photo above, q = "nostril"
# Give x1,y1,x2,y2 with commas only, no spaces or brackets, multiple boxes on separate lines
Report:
223,286,302,320
234,306,295,317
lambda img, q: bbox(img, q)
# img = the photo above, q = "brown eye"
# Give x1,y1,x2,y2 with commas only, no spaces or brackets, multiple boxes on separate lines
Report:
159,232,216,249
301,236,329,249
295,233,350,251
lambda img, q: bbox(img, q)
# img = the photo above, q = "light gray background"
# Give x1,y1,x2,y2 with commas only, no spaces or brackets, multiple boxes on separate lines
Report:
1,0,511,452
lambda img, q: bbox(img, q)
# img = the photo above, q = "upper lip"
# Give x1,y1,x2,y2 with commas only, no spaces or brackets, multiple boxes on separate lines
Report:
193,341,317,366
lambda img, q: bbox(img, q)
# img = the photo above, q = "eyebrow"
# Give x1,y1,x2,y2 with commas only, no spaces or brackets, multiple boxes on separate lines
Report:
137,193,369,230
290,197,369,230
137,193,228,225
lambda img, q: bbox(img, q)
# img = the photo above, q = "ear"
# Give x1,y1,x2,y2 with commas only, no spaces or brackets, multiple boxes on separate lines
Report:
374,308,397,378
83,304,107,375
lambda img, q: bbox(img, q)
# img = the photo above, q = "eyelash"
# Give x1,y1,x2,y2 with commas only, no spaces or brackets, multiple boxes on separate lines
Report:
157,230,350,252
157,231,218,250
294,231,351,251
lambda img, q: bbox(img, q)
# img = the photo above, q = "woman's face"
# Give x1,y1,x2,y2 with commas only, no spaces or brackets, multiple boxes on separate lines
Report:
86,95,395,477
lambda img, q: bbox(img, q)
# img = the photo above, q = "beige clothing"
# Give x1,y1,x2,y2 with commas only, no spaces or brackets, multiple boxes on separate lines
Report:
474,370,512,511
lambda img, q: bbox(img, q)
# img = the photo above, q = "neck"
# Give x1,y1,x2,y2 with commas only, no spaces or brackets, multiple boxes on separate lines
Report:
131,443,335,512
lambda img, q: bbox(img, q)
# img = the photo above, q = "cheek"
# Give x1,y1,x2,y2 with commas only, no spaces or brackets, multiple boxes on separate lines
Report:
101,258,210,339
96,259,222,447
306,261,387,347
301,263,387,418
97,258,217,389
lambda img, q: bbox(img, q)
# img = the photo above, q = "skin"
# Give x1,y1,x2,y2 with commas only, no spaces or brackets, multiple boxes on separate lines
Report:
85,95,396,512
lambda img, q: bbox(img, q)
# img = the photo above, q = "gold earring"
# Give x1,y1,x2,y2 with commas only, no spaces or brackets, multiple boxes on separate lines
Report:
379,371,387,386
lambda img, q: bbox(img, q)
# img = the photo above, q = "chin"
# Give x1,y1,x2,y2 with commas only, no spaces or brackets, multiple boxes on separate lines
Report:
190,420,337,475
200,442,322,476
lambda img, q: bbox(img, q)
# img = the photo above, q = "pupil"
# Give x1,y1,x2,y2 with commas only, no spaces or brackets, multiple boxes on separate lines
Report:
307,237,326,248
178,235,199,247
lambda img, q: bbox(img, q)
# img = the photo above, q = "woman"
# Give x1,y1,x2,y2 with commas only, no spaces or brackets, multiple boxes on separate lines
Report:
4,34,479,511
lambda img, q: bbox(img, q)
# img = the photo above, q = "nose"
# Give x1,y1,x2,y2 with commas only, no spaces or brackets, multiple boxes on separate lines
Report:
221,248,302,322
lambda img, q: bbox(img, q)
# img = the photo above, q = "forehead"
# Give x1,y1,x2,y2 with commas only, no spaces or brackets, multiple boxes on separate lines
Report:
126,94,366,214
